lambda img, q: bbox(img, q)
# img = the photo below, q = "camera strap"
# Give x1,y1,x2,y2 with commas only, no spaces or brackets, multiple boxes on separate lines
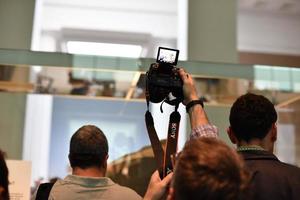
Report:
145,95,181,178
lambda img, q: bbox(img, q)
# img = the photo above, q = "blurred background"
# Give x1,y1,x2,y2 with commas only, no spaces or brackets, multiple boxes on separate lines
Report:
0,0,300,197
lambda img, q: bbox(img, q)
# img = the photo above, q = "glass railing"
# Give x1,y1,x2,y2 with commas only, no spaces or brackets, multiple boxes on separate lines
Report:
1,48,300,106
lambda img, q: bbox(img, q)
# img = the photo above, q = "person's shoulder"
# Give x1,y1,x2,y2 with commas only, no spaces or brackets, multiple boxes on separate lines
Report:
279,161,300,175
242,151,300,176
48,176,77,197
50,177,66,188
112,184,142,196
269,160,300,183
110,183,142,200
275,162,300,191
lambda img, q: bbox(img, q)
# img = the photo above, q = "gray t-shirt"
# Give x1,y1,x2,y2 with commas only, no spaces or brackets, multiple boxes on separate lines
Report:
49,175,142,200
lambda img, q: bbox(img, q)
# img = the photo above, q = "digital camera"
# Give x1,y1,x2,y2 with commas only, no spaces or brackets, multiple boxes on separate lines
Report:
146,47,183,105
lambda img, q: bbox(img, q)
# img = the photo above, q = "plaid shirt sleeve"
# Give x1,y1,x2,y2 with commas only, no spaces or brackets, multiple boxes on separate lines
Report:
190,124,219,139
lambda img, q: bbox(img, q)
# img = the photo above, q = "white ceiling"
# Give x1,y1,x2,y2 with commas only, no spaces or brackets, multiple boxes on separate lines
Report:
44,0,300,15
239,0,300,15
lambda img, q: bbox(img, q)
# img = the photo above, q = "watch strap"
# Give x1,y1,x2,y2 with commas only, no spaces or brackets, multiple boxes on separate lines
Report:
186,99,204,113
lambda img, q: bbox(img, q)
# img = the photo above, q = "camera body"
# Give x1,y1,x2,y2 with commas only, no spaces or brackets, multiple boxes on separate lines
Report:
146,47,183,105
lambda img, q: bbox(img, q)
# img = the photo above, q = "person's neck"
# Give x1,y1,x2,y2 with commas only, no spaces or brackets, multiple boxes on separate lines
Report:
72,166,106,178
237,138,274,153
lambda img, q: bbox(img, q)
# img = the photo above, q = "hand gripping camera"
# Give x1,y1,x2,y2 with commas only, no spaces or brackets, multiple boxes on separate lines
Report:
146,47,183,105
145,47,183,179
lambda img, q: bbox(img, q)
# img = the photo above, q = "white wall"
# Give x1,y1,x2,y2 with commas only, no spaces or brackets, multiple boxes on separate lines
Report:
36,0,178,54
238,10,300,55
23,94,53,184
276,124,296,165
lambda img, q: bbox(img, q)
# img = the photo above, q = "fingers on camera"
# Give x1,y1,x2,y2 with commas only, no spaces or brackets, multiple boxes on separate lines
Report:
178,68,186,79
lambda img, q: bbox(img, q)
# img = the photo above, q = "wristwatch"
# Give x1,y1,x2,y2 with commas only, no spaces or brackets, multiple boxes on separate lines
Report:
186,99,204,113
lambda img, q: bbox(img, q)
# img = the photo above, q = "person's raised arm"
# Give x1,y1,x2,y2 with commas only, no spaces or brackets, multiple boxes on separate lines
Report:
178,68,209,129
178,68,218,138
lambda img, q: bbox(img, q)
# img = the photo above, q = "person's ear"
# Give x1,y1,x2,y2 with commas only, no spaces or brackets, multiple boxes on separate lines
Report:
166,187,175,200
270,123,277,142
102,154,109,169
227,127,237,144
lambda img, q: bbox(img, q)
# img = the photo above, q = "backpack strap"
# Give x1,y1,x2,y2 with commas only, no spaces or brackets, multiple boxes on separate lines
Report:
35,182,55,200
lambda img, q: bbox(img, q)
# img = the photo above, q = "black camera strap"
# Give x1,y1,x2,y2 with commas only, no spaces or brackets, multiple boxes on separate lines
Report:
145,90,181,178
145,110,164,175
164,108,180,176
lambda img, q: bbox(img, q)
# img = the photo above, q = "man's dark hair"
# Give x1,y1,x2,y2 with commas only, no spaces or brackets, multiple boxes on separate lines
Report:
173,138,248,200
0,150,9,200
229,93,277,142
68,125,108,169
